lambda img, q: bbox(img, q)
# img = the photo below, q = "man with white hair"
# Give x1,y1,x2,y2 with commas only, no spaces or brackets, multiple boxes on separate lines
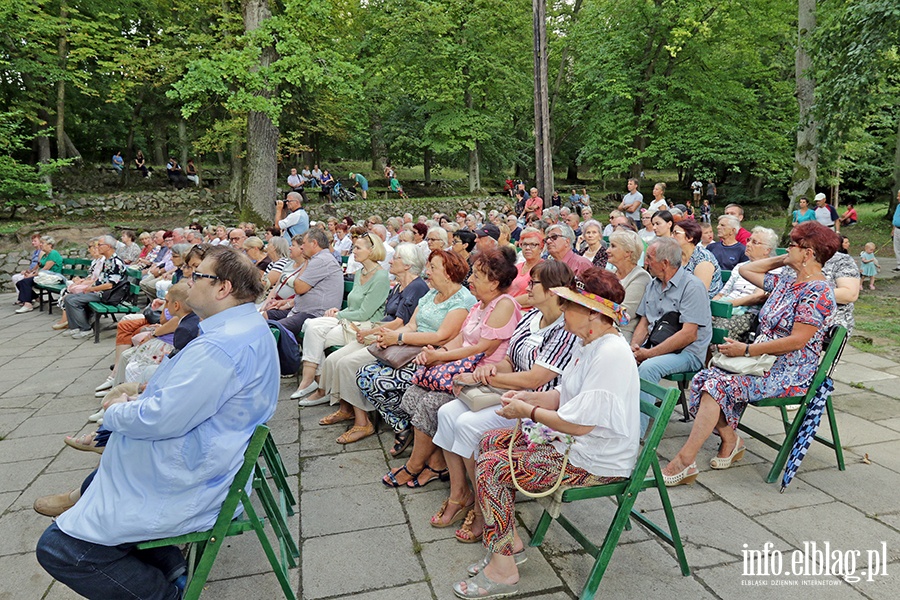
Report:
545,223,592,276
275,192,309,239
63,235,127,339
707,215,748,270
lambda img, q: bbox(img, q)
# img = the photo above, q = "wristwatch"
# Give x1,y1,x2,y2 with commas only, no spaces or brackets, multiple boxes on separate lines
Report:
398,333,404,345
744,344,751,357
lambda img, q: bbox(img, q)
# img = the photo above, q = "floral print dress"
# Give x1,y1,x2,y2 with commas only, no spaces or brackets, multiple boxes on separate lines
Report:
688,271,835,429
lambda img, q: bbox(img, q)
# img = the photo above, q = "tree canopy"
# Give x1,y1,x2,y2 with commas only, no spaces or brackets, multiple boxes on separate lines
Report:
0,0,897,207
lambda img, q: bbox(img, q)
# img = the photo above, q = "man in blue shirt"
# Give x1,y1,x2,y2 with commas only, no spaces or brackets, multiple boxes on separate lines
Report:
36,246,279,600
631,238,712,432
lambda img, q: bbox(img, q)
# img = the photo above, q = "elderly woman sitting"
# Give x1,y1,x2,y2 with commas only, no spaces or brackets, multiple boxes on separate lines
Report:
14,236,62,314
356,250,476,455
662,222,839,486
606,230,651,342
452,268,639,598
711,226,778,340
306,243,430,444
673,218,723,298
430,261,579,544
292,232,390,401
577,219,609,269
510,227,544,301
381,248,521,489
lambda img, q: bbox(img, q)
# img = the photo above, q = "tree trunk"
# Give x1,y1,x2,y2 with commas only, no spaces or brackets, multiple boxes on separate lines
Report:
152,120,167,166
56,2,68,160
62,130,81,162
37,135,52,194
532,0,553,203
178,119,189,167
784,0,818,244
567,157,578,182
889,119,900,220
468,144,481,193
122,102,142,186
230,138,245,209
548,0,583,118
243,0,279,221
370,113,385,172
423,148,432,186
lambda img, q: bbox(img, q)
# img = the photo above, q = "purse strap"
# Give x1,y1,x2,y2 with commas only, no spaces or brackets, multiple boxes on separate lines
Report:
507,419,571,499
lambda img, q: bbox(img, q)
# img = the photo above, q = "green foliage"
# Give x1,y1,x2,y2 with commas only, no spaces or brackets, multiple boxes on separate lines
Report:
0,112,69,214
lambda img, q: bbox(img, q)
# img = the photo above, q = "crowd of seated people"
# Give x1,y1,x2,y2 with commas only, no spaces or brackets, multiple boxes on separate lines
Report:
18,191,863,598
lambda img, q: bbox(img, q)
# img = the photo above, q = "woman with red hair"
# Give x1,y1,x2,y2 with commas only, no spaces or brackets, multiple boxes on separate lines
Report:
662,222,839,486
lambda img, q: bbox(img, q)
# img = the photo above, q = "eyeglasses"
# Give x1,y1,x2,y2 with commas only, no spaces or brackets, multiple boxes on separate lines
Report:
191,271,220,283
545,235,563,243
527,279,541,290
520,242,541,249
673,230,685,237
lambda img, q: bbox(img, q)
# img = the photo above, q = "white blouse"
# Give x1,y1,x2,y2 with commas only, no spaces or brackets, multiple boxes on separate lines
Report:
552,333,641,477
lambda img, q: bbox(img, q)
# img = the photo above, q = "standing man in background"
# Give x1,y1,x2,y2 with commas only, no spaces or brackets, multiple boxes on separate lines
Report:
892,190,900,271
619,178,644,223
349,172,369,200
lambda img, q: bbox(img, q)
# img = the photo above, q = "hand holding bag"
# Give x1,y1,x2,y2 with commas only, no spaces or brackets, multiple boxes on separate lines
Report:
709,351,776,376
508,419,574,499
367,342,423,369
410,353,485,393
457,384,504,411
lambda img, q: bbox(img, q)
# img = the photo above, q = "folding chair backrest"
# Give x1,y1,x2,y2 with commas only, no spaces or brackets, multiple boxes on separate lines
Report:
811,325,847,389
720,270,731,284
709,299,733,345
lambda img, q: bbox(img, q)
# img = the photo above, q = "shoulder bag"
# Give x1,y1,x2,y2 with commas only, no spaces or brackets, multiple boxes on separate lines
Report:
643,311,683,349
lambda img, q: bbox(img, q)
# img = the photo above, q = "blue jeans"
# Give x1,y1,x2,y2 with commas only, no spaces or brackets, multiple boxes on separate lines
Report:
638,352,704,434
36,472,185,600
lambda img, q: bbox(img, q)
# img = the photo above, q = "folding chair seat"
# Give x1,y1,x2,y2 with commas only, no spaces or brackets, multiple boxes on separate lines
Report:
737,325,847,483
529,380,689,599
137,425,298,599
663,299,733,421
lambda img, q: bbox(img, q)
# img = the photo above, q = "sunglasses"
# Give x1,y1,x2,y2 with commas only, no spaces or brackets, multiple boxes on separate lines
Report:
545,235,563,243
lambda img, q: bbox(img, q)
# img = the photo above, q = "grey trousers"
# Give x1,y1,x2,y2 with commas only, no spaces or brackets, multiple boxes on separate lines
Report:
63,292,103,332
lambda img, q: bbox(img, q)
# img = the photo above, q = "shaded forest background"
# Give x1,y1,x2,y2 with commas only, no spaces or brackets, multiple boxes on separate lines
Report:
1,0,899,222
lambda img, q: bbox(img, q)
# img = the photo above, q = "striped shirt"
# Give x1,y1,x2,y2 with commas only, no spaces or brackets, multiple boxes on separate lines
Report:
506,309,580,391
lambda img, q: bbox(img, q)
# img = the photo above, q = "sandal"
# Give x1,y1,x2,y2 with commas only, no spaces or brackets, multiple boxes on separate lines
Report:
336,424,375,444
382,464,419,488
431,496,474,528
64,432,104,455
467,549,527,577
319,409,354,426
453,569,518,599
407,463,450,488
389,427,413,457
455,509,484,543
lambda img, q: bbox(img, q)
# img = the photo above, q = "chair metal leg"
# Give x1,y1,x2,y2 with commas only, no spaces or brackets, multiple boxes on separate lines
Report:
528,510,553,547
825,397,845,470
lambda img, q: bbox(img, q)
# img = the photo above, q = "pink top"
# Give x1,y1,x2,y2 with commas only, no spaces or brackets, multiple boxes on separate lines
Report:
525,197,543,219
461,293,522,364
509,260,542,298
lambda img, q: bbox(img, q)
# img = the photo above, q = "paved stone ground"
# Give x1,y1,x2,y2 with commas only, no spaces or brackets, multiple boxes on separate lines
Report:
0,289,899,600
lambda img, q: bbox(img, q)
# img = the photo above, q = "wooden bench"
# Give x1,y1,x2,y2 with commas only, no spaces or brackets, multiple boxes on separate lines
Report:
86,268,144,343
34,258,93,315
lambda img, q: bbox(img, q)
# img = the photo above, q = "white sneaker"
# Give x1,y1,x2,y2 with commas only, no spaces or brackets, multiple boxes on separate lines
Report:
72,330,93,339
14,305,34,314
88,408,105,423
95,378,114,392
95,390,110,398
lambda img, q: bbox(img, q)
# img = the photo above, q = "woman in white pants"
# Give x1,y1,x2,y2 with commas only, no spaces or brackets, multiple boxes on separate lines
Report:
292,233,390,403
429,261,579,542
310,244,429,443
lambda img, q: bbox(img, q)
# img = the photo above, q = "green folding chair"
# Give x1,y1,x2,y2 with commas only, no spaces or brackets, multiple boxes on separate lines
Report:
137,425,298,599
529,380,689,599
737,325,847,483
664,299,733,421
